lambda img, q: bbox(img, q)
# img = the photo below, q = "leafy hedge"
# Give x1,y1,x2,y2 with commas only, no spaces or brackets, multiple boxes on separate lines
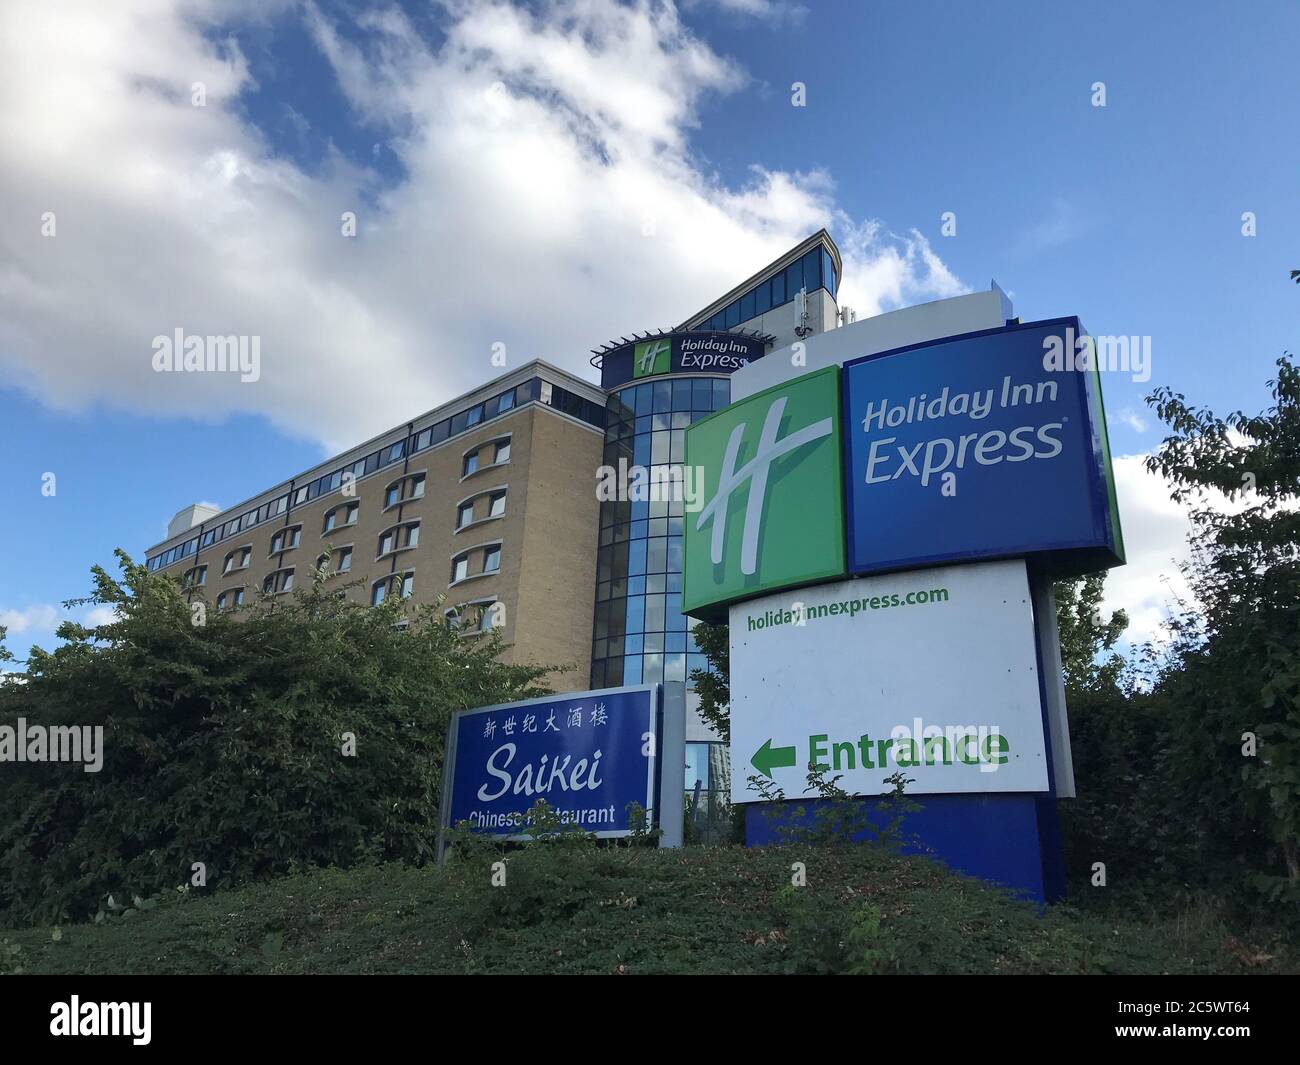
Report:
0,553,553,925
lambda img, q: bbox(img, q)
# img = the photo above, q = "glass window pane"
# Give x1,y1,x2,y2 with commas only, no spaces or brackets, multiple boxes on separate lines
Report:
803,248,821,291
771,270,786,305
622,655,641,684
671,379,692,411
755,279,771,315
786,258,803,296
625,595,645,634
645,593,665,631
645,537,667,573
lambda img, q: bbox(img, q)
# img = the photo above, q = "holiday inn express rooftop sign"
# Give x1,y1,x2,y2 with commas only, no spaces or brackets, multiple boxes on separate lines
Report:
598,330,767,389
682,317,1125,618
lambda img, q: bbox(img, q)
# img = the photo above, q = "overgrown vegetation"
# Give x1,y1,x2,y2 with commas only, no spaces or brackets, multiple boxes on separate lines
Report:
3,844,1292,975
0,553,553,926
1065,356,1300,919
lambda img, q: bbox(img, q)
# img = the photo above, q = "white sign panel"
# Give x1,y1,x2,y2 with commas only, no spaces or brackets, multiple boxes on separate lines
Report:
728,558,1049,803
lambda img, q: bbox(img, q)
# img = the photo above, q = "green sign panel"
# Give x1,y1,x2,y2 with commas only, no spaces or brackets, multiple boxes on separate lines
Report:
682,366,846,618
632,338,671,378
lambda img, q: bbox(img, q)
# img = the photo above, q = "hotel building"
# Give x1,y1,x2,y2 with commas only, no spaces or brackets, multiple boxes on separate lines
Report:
145,230,846,804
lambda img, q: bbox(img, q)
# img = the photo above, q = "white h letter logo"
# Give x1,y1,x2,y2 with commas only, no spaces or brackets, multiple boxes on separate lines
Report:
695,397,832,575
638,339,669,375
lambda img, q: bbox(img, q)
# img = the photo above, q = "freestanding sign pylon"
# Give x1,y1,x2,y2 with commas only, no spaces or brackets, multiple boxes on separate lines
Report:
682,299,1124,903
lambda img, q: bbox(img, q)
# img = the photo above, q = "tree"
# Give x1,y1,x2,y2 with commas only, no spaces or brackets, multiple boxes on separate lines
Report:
1145,355,1300,889
0,551,553,924
687,620,729,743
1054,573,1129,693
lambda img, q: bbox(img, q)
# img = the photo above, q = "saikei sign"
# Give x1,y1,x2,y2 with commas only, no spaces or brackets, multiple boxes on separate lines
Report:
682,318,1123,618
599,331,767,389
440,685,662,845
843,317,1124,577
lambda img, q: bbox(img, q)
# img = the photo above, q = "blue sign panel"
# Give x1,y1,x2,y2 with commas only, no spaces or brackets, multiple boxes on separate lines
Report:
842,317,1124,577
443,685,661,839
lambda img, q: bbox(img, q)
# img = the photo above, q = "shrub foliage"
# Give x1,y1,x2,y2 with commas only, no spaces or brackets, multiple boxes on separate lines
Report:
0,552,551,925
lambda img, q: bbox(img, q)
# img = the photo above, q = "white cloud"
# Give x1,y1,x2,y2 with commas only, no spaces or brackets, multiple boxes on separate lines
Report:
83,606,121,627
0,604,63,635
0,0,964,455
1116,407,1148,432
1099,453,1262,646
684,0,808,23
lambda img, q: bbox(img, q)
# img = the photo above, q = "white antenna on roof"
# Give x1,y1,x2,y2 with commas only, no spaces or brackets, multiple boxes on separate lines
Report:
794,286,813,337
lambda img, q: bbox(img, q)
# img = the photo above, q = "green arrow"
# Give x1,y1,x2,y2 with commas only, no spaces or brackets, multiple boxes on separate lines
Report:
752,738,797,778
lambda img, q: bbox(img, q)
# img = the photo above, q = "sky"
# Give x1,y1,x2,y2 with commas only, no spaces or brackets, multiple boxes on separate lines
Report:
1,0,1297,664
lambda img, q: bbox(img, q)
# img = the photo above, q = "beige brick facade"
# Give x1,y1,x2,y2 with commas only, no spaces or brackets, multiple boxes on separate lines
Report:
149,363,605,693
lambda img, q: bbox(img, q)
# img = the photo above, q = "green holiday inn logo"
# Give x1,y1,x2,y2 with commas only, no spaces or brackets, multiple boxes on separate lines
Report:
682,366,846,616
633,338,671,378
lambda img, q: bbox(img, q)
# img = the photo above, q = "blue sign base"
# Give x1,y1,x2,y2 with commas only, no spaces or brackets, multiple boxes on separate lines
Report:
744,793,1066,905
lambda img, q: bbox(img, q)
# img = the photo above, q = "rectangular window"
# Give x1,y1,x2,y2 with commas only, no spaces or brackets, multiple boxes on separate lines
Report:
755,278,771,315
458,502,475,528
400,572,414,598
380,531,395,556
371,582,387,606
385,484,401,508
462,451,479,477
414,428,432,451
724,300,740,328
410,473,425,499
802,247,822,291
771,270,786,305
405,524,419,548
478,603,497,632
786,257,803,297
494,440,511,464
489,492,506,517
739,289,756,322
483,545,501,573
496,390,515,414
336,547,352,573
386,442,405,463
452,555,469,583
282,570,294,593
466,404,483,427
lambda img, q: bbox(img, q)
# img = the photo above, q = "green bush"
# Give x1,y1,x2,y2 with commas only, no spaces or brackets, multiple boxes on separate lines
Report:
0,552,552,925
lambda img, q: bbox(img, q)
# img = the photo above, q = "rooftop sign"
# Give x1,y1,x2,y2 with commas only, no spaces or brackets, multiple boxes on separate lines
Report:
597,330,767,389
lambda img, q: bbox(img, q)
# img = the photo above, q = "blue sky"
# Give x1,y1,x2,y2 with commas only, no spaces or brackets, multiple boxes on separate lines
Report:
2,0,1297,662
